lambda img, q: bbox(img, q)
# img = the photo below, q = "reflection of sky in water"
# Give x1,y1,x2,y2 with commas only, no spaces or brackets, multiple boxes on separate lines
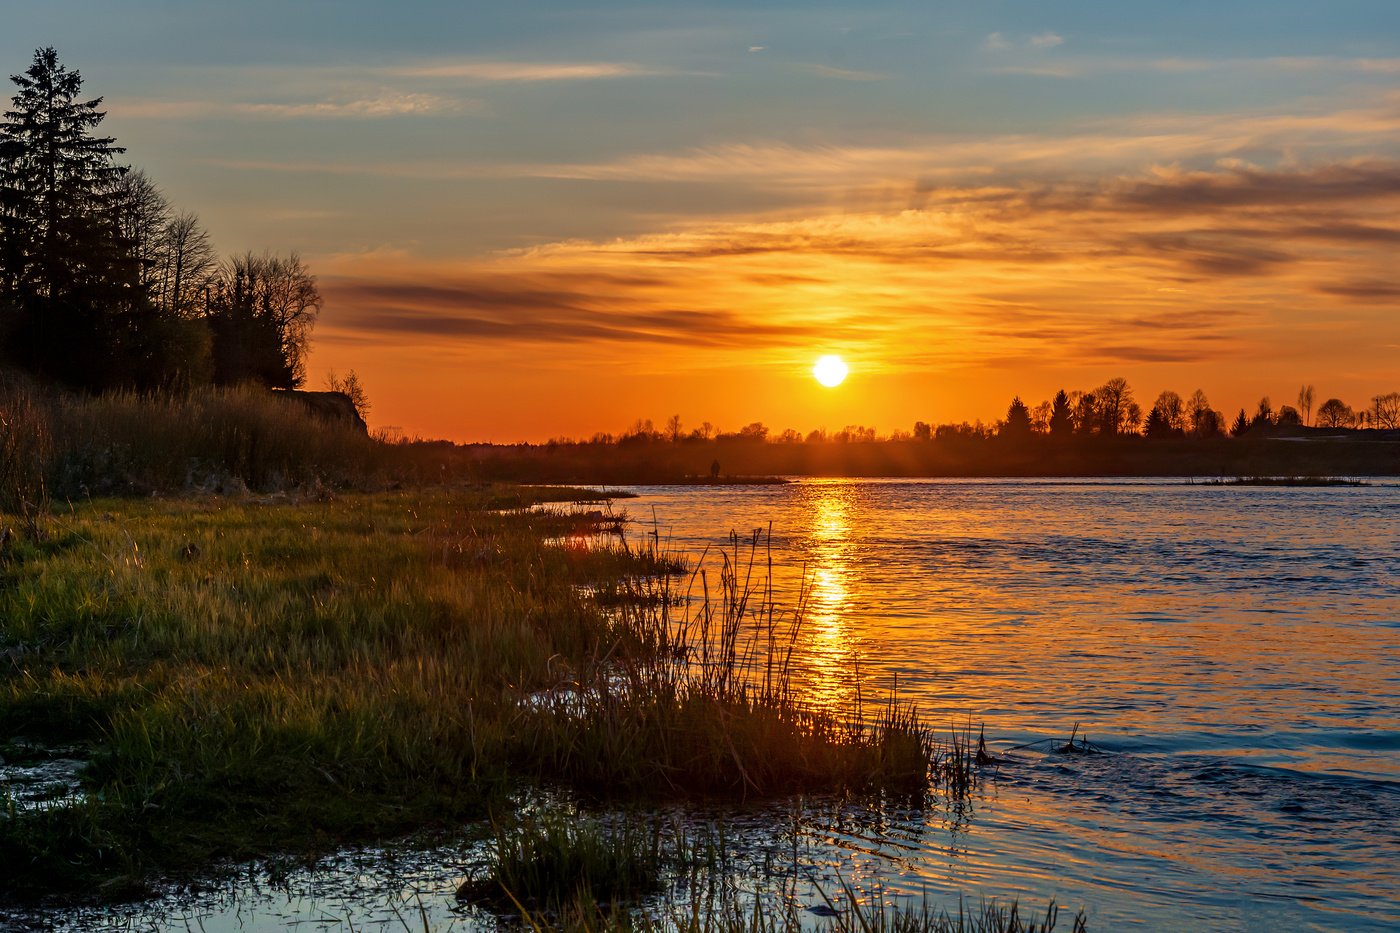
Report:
623,478,1400,929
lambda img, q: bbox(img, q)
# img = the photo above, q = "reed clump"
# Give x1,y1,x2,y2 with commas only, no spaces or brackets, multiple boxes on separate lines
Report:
459,811,685,913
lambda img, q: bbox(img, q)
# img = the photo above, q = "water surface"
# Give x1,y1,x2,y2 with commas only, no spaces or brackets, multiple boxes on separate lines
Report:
44,478,1400,931
615,477,1400,929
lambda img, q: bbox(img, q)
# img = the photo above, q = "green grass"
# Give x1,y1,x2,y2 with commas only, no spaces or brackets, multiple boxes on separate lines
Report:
0,486,949,902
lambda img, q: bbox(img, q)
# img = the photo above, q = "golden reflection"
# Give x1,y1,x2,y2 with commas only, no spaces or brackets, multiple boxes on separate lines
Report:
799,484,864,713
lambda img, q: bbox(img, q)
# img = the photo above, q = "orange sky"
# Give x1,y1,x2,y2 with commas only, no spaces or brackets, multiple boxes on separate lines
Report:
11,4,1400,442
312,156,1400,441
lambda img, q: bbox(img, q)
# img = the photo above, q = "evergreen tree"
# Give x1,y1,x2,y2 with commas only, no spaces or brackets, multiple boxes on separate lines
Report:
1231,408,1250,437
1001,396,1032,437
0,47,137,387
1048,389,1074,437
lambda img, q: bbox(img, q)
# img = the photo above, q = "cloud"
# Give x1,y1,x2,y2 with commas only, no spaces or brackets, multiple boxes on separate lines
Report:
116,92,477,122
987,54,1400,79
382,60,660,82
983,31,1064,53
315,160,1400,375
233,92,474,119
795,64,886,82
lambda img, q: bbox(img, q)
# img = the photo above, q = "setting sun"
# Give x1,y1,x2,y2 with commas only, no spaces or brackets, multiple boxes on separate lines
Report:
814,355,849,388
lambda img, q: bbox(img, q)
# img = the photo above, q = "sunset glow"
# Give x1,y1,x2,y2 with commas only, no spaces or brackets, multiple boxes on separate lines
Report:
9,3,1399,440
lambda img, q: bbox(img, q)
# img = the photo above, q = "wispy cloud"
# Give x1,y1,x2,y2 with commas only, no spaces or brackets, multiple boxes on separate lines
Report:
987,53,1400,79
233,92,475,119
984,31,1065,53
316,160,1400,376
118,92,477,121
795,63,886,82
382,60,661,82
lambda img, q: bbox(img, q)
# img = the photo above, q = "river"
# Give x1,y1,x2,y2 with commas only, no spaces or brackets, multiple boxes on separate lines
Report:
50,478,1400,931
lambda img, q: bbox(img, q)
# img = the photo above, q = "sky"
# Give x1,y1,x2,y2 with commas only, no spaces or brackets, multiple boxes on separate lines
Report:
6,1,1400,441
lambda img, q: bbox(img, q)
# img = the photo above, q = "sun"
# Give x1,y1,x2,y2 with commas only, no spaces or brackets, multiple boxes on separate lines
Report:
813,355,849,388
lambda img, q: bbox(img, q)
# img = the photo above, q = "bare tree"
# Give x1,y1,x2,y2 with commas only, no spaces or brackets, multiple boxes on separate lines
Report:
1316,398,1355,428
1370,392,1400,429
109,169,171,295
208,251,321,388
665,414,683,442
158,212,216,318
1297,384,1316,426
1152,390,1186,433
1187,389,1212,436
325,369,371,421
1094,377,1136,436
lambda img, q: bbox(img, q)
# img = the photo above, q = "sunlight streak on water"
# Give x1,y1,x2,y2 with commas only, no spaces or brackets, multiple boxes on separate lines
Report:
618,477,1400,929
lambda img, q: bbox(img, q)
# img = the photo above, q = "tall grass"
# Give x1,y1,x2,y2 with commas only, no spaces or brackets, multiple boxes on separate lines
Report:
473,812,1084,932
519,527,938,800
0,375,478,515
0,488,961,902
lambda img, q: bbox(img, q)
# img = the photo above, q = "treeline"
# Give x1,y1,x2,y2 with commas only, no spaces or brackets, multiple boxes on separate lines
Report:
552,378,1400,448
0,48,319,392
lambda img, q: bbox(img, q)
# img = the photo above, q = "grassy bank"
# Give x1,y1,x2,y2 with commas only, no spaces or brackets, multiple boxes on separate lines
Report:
0,485,947,906
0,374,476,521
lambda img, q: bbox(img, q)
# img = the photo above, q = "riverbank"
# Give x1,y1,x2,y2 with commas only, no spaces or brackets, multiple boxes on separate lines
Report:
0,484,1067,929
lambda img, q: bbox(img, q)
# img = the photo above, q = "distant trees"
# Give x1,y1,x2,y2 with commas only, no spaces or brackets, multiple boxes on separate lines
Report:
1231,409,1250,437
1048,390,1073,437
0,48,327,393
1297,384,1315,426
1371,392,1400,429
1316,398,1355,428
1145,390,1185,438
1001,396,1032,437
207,252,320,389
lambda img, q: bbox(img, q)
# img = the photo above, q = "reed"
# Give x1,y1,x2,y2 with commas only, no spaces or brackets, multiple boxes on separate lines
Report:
0,487,963,903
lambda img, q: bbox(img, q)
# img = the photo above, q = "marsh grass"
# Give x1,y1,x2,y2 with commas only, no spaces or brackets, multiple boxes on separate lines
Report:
459,811,695,913
520,527,937,800
0,485,965,904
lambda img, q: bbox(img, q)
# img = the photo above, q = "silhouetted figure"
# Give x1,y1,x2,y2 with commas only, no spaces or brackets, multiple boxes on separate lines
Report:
710,459,720,480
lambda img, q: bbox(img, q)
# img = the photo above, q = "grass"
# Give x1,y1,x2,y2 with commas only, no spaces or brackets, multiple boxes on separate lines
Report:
467,813,1084,932
1199,475,1370,486
464,811,1085,933
458,810,689,912
0,485,959,904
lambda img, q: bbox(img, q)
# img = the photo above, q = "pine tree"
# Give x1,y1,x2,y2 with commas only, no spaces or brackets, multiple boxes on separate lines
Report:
0,47,136,387
1048,389,1074,437
1001,396,1033,437
1230,408,1250,438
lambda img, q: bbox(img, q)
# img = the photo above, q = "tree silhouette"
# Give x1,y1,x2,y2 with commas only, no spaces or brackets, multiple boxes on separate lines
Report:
1048,390,1073,437
0,47,137,387
1231,408,1250,437
207,252,320,388
1297,384,1315,426
1001,396,1032,437
1371,392,1400,429
1316,398,1354,428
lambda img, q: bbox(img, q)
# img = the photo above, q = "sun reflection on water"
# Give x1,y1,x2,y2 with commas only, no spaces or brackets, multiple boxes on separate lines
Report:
798,484,865,712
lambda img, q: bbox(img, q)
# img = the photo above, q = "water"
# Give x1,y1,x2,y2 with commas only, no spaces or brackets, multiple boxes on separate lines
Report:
616,477,1400,930
37,478,1400,931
